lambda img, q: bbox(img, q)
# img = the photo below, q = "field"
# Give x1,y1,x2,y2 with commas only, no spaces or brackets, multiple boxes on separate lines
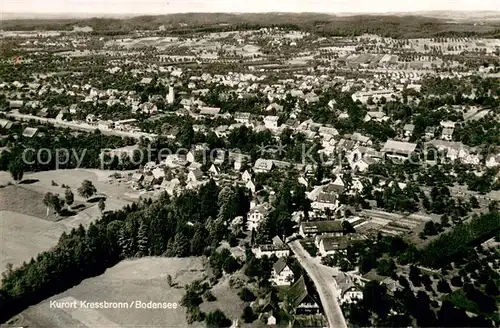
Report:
199,275,246,322
0,169,138,272
6,257,207,328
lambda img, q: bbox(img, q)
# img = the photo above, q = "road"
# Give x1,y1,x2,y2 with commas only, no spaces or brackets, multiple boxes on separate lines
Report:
288,240,347,328
6,112,157,140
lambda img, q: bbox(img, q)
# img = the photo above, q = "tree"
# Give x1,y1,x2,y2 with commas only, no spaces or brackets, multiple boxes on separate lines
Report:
98,199,106,213
205,309,230,328
423,221,438,236
8,158,24,183
238,287,256,302
166,274,173,287
203,290,216,302
437,279,452,294
241,305,255,323
78,180,96,198
43,192,62,215
65,188,74,206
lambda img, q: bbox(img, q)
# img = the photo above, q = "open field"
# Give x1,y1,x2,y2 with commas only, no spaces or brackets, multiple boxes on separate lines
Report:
199,275,246,322
0,169,140,272
0,185,59,221
5,257,207,328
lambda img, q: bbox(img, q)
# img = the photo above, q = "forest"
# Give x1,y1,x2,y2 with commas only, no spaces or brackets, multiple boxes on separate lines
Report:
2,13,500,38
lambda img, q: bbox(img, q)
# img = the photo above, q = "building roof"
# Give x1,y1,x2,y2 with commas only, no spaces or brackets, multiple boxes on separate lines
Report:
381,139,417,156
254,158,274,171
286,276,309,309
200,106,221,116
22,127,38,138
273,257,288,274
300,220,344,234
320,236,349,252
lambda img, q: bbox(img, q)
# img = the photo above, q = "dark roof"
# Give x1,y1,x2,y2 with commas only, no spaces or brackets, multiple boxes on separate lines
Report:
301,221,344,234
286,276,309,308
273,258,288,274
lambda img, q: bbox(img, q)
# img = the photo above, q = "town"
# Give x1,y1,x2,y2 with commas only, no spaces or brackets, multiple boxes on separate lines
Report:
0,11,499,328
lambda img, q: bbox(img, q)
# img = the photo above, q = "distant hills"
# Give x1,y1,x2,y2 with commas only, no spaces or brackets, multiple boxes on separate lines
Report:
1,12,499,38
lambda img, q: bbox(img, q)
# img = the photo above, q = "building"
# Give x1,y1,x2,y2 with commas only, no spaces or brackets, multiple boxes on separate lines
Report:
284,276,320,315
22,127,39,138
248,204,270,231
335,272,364,304
264,115,279,129
187,168,203,183
317,236,349,257
271,258,294,286
381,139,417,159
403,124,415,138
254,158,274,173
252,236,290,258
167,85,175,104
199,106,221,116
299,221,344,238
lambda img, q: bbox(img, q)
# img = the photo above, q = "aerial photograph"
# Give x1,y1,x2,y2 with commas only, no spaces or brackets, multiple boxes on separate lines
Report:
0,0,499,327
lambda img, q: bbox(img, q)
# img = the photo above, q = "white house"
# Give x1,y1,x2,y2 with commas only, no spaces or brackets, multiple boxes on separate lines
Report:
187,168,203,183
247,205,270,231
271,258,294,286
254,158,274,173
335,272,364,305
208,164,219,176
246,180,256,193
242,170,252,182
486,154,500,168
264,115,279,129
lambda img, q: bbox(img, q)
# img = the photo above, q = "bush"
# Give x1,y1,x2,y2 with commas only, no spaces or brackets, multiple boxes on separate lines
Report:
238,287,256,302
241,305,256,323
204,290,217,302
437,279,452,294
205,309,231,328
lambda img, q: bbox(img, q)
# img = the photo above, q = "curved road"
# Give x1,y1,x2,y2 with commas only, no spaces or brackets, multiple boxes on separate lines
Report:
289,240,347,328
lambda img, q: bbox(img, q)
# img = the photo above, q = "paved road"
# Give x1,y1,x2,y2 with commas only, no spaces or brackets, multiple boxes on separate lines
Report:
289,240,347,328
6,112,157,140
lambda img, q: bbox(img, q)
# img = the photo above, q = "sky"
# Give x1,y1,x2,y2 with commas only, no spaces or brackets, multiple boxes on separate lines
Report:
2,0,500,15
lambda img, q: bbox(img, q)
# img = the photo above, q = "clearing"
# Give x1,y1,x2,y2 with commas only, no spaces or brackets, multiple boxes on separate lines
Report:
6,257,207,328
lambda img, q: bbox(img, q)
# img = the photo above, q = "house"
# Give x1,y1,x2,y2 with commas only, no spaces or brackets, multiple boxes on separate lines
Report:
271,258,294,286
265,103,283,112
246,180,256,193
486,154,500,168
22,127,39,138
187,168,203,183
441,127,454,141
299,221,344,238
254,158,274,173
264,116,279,129
284,276,320,315
0,119,13,130
9,100,23,109
234,112,251,124
248,204,270,231
403,124,415,138
55,109,67,121
363,111,388,122
381,139,417,159
335,272,364,304
252,236,290,258
317,236,349,257
140,77,153,84
241,170,252,182
424,126,436,140
86,114,97,123
326,176,345,193
199,106,221,116
151,167,166,180
208,164,219,176
69,104,78,114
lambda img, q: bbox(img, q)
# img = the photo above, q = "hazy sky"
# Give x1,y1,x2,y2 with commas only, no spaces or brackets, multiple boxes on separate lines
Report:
2,0,500,15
